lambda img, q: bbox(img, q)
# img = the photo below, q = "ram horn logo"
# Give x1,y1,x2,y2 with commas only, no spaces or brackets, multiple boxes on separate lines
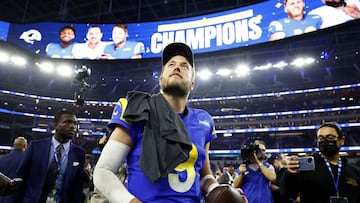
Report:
19,29,42,44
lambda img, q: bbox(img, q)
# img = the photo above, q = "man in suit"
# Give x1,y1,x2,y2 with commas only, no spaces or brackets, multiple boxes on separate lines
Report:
0,136,27,202
15,109,86,203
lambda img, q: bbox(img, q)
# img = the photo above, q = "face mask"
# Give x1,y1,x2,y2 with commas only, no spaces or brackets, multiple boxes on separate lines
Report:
318,140,339,156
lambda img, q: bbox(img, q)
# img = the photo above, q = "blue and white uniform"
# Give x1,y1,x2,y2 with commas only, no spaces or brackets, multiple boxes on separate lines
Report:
103,41,145,59
45,43,75,58
108,98,217,203
268,15,322,38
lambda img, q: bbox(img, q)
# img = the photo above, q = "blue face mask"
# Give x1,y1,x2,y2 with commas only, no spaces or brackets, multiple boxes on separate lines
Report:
319,140,339,156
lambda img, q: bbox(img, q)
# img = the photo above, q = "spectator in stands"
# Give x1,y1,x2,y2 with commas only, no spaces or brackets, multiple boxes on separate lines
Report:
218,166,239,185
280,122,360,203
214,168,223,182
233,140,276,203
0,136,27,203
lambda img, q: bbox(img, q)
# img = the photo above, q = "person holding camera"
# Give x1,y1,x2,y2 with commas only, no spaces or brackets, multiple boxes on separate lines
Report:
280,122,360,203
233,140,276,203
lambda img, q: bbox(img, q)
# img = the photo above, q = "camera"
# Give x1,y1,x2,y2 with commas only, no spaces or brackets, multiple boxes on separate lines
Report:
240,142,263,164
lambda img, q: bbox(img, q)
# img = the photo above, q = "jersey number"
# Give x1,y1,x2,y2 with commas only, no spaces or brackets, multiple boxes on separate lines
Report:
168,143,198,192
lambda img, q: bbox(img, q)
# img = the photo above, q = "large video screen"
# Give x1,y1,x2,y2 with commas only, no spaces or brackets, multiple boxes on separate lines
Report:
1,0,359,60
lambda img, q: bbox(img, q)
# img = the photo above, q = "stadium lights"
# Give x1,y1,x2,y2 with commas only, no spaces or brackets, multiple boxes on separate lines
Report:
272,61,288,69
0,51,9,63
234,65,250,77
253,63,272,70
36,61,55,73
197,69,213,80
56,64,74,77
10,56,27,67
291,57,315,67
216,68,232,76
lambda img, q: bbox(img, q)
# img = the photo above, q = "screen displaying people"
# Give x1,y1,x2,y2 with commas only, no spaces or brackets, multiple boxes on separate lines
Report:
100,24,145,59
5,0,359,59
268,0,322,41
308,0,360,28
72,25,107,59
45,26,76,58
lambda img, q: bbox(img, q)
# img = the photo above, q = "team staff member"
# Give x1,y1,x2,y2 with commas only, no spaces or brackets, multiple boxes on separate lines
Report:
15,109,86,203
281,122,360,203
94,42,221,202
0,136,27,202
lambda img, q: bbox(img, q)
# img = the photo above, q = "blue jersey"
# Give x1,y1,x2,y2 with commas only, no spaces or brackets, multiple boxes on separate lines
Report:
242,163,274,203
45,43,75,58
103,41,145,59
108,98,217,203
268,14,321,38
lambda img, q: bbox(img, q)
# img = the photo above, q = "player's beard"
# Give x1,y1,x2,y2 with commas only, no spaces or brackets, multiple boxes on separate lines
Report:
61,39,73,46
325,0,345,7
161,79,191,98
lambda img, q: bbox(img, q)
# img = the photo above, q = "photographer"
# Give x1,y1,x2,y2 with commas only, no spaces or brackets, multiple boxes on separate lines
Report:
280,122,360,203
233,140,276,203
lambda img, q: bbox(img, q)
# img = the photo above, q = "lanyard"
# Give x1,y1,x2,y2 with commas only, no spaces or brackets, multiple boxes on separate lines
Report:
322,155,342,197
53,145,68,171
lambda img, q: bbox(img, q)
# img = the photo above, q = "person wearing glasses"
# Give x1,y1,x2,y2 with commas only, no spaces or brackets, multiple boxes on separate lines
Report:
280,122,360,203
233,140,276,203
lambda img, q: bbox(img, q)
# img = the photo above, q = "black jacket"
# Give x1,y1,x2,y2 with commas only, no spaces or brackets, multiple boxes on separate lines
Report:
280,153,360,203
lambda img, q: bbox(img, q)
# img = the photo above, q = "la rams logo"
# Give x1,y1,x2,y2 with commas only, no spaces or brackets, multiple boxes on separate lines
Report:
19,29,42,44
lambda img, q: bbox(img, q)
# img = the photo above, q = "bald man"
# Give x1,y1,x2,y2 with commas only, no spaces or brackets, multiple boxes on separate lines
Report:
0,136,27,202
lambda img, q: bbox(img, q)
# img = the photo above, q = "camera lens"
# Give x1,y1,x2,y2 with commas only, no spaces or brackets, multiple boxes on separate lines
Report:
307,158,312,163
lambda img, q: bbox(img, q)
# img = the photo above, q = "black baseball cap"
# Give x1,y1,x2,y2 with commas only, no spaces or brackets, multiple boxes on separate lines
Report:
162,42,194,67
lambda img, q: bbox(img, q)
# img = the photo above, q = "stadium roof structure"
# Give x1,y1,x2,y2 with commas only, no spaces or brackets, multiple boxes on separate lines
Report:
0,0,265,24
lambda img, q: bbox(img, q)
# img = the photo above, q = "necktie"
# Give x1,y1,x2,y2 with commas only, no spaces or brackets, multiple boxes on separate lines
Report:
55,144,64,162
46,144,64,200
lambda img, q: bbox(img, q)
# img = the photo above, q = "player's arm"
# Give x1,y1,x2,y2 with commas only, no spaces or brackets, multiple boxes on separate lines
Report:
93,126,141,203
199,142,218,195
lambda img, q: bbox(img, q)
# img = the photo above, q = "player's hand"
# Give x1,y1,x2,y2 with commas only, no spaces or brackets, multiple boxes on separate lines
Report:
344,4,360,18
99,54,114,60
284,155,300,173
129,197,142,203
